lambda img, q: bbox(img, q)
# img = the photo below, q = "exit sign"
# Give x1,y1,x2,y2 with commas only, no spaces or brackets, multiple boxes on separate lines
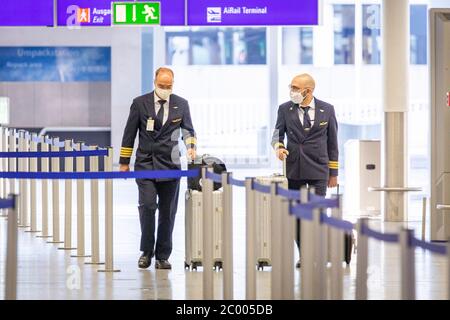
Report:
112,2,160,25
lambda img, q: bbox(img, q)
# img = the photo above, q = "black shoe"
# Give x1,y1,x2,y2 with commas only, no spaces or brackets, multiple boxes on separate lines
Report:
155,259,172,270
138,252,152,269
296,260,301,269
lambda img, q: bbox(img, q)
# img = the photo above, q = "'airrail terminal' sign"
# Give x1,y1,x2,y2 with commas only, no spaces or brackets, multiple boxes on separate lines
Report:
188,0,319,26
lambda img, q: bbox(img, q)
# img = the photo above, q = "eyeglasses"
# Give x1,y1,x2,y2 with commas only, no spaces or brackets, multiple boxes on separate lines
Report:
156,84,173,90
288,84,310,93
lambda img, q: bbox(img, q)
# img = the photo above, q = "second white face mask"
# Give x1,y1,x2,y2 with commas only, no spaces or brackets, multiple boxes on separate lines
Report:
290,90,305,104
156,87,172,100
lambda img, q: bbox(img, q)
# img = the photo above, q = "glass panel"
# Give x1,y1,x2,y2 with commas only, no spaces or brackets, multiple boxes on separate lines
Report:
165,27,266,65
362,4,381,64
282,27,313,64
410,4,427,65
333,4,355,65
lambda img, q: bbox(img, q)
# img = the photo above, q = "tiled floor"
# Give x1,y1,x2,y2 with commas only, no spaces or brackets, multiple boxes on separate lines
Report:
0,169,448,300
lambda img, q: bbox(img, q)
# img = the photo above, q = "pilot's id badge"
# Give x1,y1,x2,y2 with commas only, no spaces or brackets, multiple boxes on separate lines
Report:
147,118,155,131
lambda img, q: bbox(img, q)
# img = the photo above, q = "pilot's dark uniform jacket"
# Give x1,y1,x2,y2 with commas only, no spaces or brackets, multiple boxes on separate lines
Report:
272,97,338,250
120,91,196,260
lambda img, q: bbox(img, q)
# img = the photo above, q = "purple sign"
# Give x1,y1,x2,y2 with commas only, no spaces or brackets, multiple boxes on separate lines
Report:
188,0,319,26
57,0,186,26
0,0,54,26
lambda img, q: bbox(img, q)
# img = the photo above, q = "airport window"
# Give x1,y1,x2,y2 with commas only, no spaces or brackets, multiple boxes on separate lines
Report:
410,4,427,65
281,27,313,65
165,27,267,65
362,4,381,64
333,4,355,65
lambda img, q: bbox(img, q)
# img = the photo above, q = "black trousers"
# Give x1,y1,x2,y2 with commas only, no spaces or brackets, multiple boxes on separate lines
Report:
288,179,327,252
136,178,180,260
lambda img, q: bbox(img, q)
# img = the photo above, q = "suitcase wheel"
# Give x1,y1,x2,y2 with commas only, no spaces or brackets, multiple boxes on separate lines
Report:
257,261,268,271
214,261,223,271
184,262,190,270
192,261,200,271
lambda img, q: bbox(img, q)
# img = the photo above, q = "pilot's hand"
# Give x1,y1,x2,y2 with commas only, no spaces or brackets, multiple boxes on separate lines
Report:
328,176,338,188
276,148,289,161
187,148,196,161
119,164,130,172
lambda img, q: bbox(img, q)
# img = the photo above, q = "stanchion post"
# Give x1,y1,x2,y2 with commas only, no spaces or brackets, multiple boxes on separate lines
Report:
0,128,8,217
48,137,63,244
329,195,344,300
59,139,76,250
22,132,30,228
447,239,450,300
356,218,369,300
8,129,16,213
98,147,120,272
222,171,233,300
245,177,256,300
422,197,427,241
270,182,282,299
86,145,103,265
400,228,415,300
72,142,90,258
281,198,295,300
26,133,39,233
300,187,313,299
5,194,18,300
0,128,3,202
312,208,327,299
202,166,214,299
37,135,51,238
17,131,25,227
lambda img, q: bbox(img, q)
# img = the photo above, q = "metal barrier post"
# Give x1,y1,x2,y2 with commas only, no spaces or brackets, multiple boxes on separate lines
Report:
300,187,313,299
72,142,90,258
26,133,40,233
37,135,51,239
281,198,295,300
202,167,214,299
422,197,427,241
245,177,256,300
222,171,233,300
312,208,327,299
8,129,16,217
0,128,3,202
47,137,63,244
0,128,8,217
17,131,27,227
356,218,369,300
5,194,18,300
447,240,450,300
59,139,76,250
270,182,282,299
98,147,120,272
329,195,344,300
86,145,103,265
400,228,415,300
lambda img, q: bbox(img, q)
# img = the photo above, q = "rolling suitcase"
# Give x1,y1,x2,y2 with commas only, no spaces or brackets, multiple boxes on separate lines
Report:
254,174,288,270
184,189,224,270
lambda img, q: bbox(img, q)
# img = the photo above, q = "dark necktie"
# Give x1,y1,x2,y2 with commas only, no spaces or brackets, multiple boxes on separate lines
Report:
155,99,166,130
301,106,311,130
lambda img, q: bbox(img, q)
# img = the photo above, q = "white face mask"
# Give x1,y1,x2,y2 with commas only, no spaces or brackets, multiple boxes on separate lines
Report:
290,90,306,104
155,87,172,100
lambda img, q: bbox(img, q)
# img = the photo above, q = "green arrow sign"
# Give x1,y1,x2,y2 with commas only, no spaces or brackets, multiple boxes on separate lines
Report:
112,2,160,25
